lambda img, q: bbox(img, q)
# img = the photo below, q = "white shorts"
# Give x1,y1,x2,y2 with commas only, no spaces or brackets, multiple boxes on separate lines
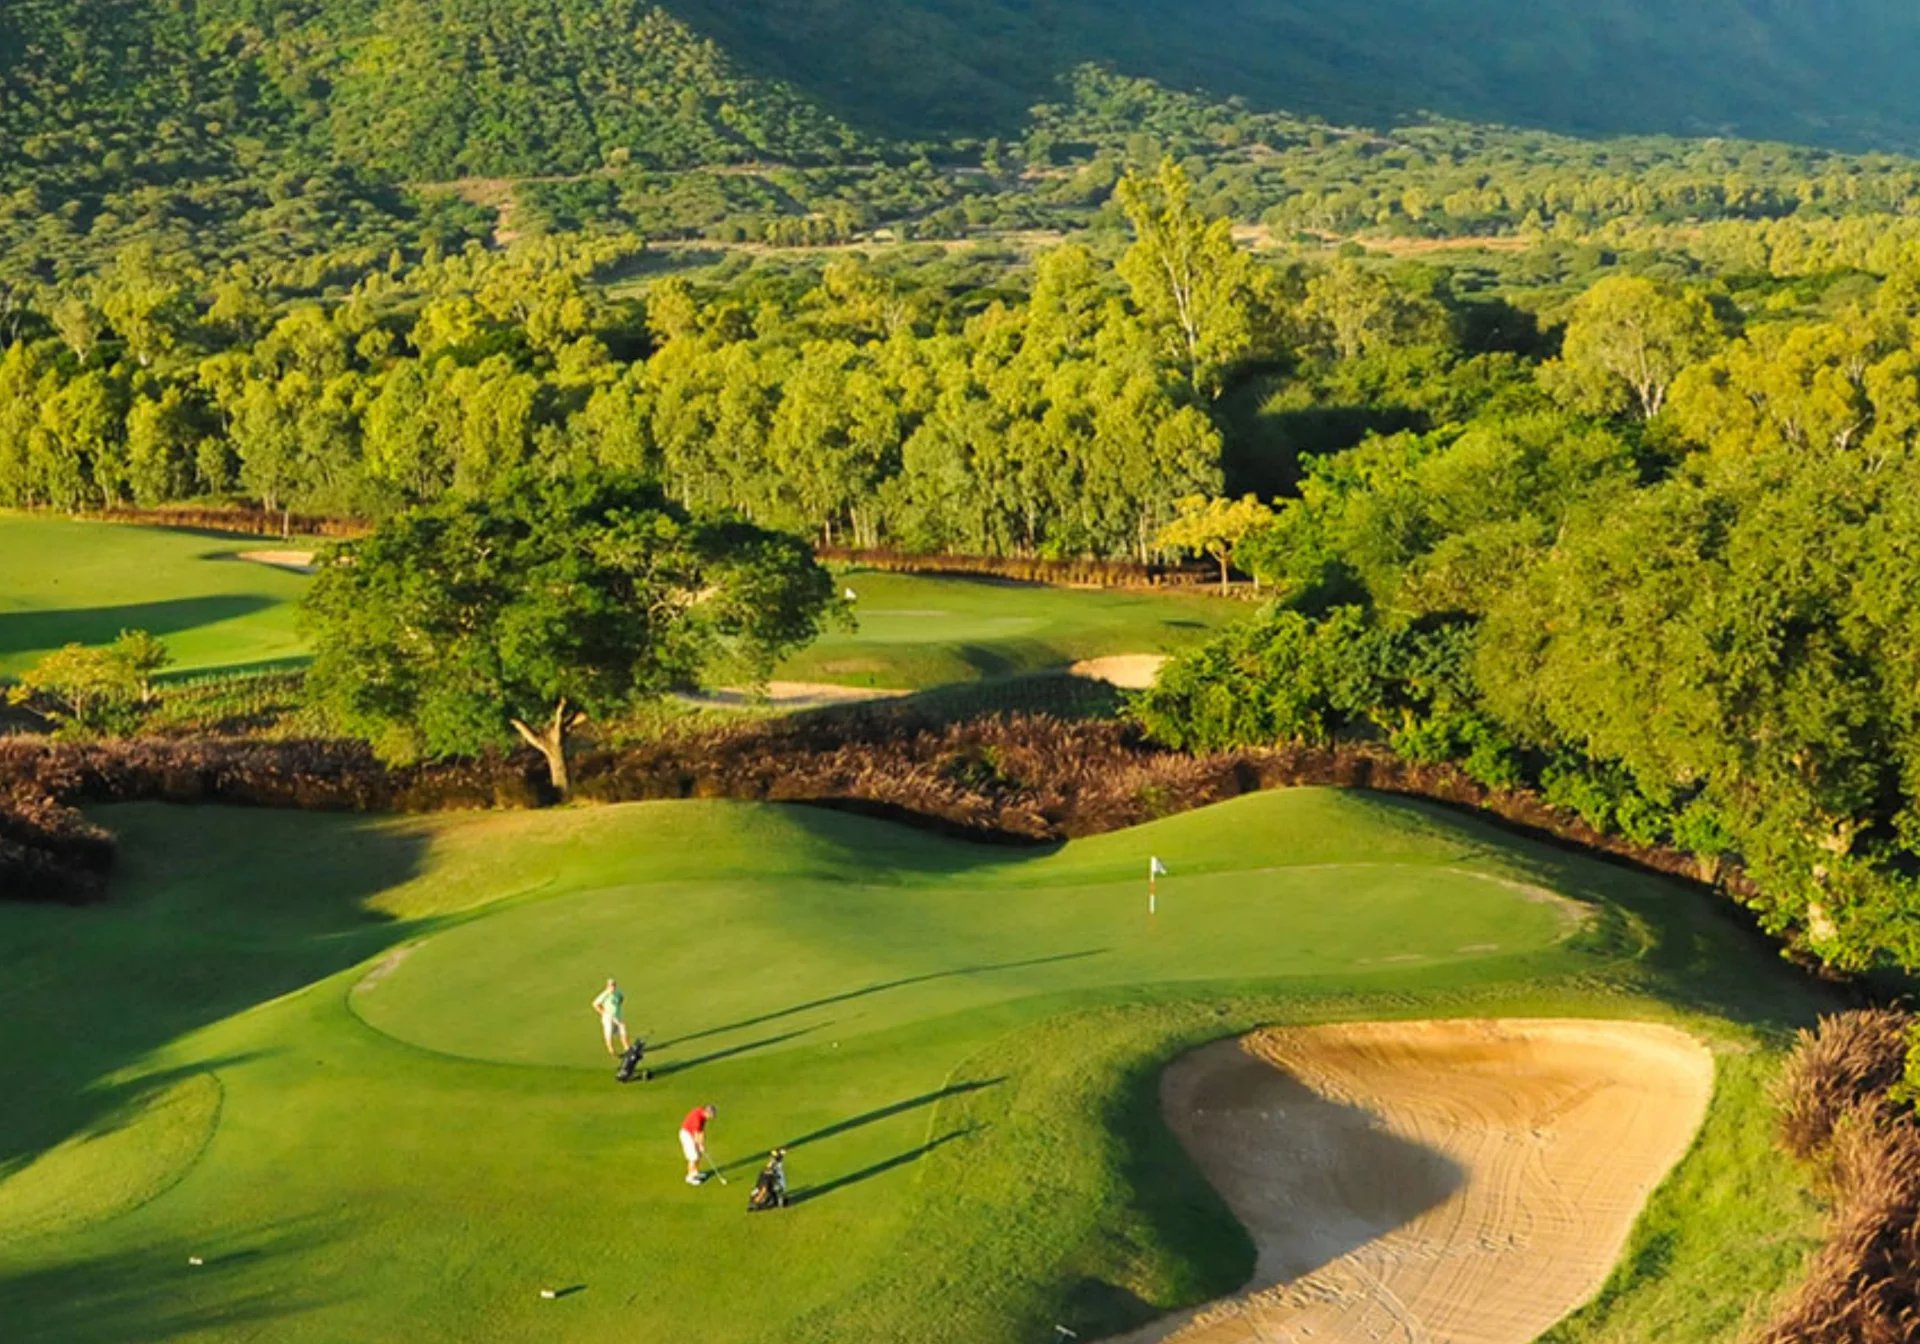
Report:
601,1012,624,1034
679,1130,701,1163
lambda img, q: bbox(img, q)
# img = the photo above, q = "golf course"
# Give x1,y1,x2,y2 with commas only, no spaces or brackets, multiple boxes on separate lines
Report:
0,788,1829,1342
0,515,1236,689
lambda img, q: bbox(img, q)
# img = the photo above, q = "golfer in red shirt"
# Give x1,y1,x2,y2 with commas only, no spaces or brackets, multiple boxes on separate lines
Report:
680,1104,716,1185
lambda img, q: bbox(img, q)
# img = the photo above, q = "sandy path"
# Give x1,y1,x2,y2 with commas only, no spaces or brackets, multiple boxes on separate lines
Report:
1112,1019,1713,1344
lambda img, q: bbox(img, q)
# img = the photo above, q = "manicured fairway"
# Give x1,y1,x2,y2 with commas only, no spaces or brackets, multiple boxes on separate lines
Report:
0,514,309,678
783,568,1237,688
0,516,1237,689
0,790,1829,1343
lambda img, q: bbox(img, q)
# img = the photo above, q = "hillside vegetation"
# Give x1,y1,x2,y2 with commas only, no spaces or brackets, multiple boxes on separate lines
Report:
13,0,1920,180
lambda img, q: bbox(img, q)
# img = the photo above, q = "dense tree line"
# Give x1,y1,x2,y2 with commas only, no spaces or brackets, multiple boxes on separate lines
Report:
0,166,1313,559
1140,261,1920,975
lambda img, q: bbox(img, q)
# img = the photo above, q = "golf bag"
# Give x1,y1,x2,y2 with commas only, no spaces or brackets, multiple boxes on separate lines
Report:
747,1149,788,1211
615,1038,649,1083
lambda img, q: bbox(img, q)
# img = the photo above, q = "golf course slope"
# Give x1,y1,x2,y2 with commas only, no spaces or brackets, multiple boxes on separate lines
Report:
0,789,1830,1342
1116,1020,1713,1344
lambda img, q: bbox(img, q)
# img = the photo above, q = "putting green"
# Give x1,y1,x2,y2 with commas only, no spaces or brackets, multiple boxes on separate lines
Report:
0,790,1828,1343
355,862,1573,1069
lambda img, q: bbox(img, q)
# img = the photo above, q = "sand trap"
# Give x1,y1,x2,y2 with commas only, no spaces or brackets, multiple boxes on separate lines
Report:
1112,1019,1713,1344
237,549,316,574
677,680,911,711
1070,654,1169,689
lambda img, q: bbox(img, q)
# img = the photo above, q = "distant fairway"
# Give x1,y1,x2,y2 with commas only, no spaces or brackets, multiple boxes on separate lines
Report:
0,790,1829,1343
0,517,1235,690
0,514,309,678
782,569,1238,688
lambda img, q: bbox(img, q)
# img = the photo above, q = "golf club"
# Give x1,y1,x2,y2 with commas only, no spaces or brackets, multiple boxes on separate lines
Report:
702,1150,729,1186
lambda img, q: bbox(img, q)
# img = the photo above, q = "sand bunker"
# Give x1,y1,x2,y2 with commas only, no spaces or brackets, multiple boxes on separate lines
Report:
1070,654,1169,689
1113,1019,1713,1344
237,548,316,573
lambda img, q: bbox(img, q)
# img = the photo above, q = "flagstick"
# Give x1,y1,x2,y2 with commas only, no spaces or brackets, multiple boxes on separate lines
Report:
1148,863,1157,916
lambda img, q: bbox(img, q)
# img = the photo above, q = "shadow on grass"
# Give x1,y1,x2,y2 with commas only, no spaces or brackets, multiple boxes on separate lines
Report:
655,950,1106,1049
0,809,437,1176
0,1215,336,1344
0,596,282,658
647,1025,824,1078
787,1126,983,1205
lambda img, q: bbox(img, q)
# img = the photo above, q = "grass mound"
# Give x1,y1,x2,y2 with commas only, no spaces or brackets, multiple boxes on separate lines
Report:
0,1076,221,1249
0,789,1831,1342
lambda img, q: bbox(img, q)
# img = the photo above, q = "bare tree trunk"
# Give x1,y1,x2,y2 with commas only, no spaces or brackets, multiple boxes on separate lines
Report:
511,697,586,795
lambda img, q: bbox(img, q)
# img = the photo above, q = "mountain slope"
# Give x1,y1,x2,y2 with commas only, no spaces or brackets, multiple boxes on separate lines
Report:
6,0,1920,185
679,0,1920,148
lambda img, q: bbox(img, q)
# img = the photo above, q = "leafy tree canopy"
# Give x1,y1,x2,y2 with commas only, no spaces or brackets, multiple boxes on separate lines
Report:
301,473,839,790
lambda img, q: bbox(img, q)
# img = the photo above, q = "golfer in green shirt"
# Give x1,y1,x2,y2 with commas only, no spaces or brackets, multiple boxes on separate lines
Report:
591,977,631,1055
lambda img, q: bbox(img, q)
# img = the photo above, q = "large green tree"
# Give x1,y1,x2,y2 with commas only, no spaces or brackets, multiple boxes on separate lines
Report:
1115,158,1278,396
302,474,839,793
1543,274,1721,419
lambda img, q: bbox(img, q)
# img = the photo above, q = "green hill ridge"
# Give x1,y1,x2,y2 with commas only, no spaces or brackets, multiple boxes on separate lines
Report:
11,0,1920,194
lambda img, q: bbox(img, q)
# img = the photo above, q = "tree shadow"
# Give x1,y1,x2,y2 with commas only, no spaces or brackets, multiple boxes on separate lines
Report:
0,596,281,659
785,1126,983,1206
955,642,1021,679
646,1025,824,1078
0,1215,337,1344
1337,791,1840,1031
0,807,437,1175
654,950,1105,1049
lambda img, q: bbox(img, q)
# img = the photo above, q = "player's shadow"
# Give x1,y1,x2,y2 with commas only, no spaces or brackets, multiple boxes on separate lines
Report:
646,1025,823,1078
653,950,1105,1050
785,1126,983,1205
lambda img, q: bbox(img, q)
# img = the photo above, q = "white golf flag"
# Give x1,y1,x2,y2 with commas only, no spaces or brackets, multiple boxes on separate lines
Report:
1149,856,1168,877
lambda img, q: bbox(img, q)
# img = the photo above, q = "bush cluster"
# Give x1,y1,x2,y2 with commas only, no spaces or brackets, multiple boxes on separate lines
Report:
2,712,1758,885
0,757,114,902
1762,1010,1920,1344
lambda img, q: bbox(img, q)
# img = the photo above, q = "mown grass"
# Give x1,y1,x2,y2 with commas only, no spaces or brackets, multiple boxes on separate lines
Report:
0,789,1833,1342
776,568,1240,689
0,514,310,678
0,516,1239,692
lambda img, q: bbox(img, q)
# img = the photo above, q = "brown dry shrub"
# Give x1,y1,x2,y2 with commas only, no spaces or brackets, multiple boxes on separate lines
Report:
1756,1009,1920,1344
1758,1116,1920,1344
1775,1010,1914,1161
570,712,1229,840
0,766,114,903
